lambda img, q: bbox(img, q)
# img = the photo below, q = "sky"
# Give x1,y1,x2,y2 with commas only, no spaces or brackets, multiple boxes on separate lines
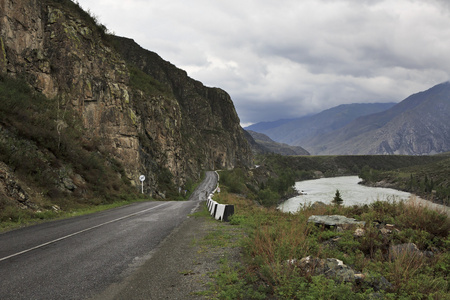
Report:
75,0,450,126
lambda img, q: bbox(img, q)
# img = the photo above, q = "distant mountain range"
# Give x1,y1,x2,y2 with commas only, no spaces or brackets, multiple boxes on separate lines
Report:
245,130,310,156
246,82,450,155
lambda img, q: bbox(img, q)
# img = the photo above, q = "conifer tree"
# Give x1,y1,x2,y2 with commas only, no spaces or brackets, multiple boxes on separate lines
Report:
332,189,343,206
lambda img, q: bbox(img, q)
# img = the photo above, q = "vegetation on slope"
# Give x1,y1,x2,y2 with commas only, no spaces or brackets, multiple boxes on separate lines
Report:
359,153,450,206
258,154,447,180
48,0,111,38
0,75,145,228
219,166,297,207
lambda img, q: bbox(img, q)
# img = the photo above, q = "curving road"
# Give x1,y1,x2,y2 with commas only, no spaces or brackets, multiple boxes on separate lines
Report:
0,171,218,300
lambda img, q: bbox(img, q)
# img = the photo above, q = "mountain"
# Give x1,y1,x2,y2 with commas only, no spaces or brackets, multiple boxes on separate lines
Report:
0,0,252,208
245,130,310,156
304,82,450,155
245,118,296,133
248,82,450,156
246,103,396,145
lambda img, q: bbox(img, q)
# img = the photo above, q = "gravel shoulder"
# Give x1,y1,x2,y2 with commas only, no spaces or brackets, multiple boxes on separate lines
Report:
90,195,242,300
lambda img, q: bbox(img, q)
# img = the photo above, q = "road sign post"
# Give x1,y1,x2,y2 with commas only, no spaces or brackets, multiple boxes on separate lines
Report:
139,175,145,194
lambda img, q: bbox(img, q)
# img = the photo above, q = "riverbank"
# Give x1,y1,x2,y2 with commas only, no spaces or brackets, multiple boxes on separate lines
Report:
279,176,412,212
406,195,450,217
362,180,450,208
279,176,450,216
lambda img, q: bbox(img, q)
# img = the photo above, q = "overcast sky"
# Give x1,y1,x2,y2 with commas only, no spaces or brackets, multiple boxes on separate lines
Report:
75,0,450,126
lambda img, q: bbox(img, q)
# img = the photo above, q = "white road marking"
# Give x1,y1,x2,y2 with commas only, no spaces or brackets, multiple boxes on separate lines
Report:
0,202,171,262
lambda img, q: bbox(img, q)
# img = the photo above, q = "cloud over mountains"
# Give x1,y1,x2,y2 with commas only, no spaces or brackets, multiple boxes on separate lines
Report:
77,0,450,125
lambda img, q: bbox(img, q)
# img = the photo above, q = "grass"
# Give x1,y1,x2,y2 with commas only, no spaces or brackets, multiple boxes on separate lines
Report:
191,203,268,300
206,182,450,299
0,195,152,232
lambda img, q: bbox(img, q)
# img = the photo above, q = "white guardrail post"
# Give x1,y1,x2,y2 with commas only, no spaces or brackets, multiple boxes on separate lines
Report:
205,171,234,222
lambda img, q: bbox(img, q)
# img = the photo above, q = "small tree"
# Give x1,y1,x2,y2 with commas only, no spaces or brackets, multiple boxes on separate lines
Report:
332,189,343,206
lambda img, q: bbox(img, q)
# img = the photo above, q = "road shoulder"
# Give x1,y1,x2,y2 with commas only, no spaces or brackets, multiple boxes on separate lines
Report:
90,204,242,300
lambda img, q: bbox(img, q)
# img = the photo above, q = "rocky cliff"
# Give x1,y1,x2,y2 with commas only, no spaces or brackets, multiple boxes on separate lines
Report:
0,0,252,204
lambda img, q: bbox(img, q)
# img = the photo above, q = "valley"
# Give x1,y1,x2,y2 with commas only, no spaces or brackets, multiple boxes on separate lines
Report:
0,0,449,299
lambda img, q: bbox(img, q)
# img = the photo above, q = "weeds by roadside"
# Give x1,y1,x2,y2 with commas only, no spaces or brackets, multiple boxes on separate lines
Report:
0,196,151,232
207,171,450,299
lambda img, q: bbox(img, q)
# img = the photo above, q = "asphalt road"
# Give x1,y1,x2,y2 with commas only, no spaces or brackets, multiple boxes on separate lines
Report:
0,171,218,300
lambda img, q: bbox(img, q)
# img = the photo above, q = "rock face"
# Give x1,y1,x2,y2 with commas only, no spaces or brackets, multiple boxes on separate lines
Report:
0,0,252,199
111,36,252,176
0,162,31,207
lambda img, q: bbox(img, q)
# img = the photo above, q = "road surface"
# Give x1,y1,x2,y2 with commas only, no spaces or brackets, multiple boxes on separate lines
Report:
0,171,218,300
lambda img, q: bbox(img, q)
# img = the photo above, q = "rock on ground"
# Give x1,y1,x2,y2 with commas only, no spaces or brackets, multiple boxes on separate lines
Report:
308,215,366,227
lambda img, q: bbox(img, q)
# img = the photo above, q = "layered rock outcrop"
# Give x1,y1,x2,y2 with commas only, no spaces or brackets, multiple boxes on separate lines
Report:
0,0,252,200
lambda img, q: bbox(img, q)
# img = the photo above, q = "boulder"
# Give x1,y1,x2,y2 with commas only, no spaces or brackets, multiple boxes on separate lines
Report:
308,215,366,228
310,201,327,209
293,256,361,283
353,228,365,237
290,256,393,293
389,243,422,260
366,275,393,292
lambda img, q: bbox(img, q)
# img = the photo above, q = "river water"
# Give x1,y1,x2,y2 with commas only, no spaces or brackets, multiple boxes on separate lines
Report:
278,176,449,214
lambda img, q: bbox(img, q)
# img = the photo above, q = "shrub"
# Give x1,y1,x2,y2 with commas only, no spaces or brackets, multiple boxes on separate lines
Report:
257,189,279,206
220,169,247,194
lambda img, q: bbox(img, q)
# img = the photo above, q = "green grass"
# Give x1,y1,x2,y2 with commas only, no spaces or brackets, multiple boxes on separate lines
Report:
207,186,450,299
191,203,268,300
0,196,152,232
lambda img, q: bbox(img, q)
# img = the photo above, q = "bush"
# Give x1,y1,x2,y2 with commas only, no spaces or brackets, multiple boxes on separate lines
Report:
220,169,247,194
256,188,279,206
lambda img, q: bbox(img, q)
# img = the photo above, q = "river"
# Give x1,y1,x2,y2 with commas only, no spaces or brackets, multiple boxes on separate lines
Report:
278,176,450,215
